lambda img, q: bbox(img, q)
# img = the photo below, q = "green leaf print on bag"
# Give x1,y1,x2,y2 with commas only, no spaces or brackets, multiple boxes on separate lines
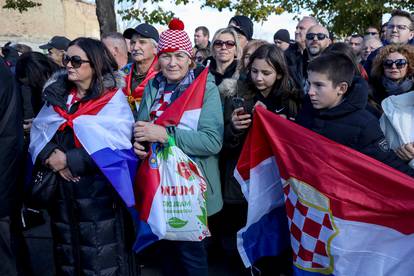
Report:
168,217,188,228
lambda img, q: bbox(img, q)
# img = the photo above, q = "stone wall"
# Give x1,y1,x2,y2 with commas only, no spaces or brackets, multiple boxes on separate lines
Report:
0,0,99,50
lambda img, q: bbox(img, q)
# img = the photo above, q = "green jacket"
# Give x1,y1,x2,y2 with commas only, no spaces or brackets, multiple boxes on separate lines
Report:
136,68,224,216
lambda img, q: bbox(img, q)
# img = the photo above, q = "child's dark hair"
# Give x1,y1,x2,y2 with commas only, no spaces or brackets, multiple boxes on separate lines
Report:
247,44,291,93
308,52,355,87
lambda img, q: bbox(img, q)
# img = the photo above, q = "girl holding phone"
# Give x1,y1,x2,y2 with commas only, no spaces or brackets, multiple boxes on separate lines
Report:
219,43,300,274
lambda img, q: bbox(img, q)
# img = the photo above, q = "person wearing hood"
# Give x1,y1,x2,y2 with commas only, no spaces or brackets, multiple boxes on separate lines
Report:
30,38,138,276
370,44,414,105
228,15,254,49
296,52,414,177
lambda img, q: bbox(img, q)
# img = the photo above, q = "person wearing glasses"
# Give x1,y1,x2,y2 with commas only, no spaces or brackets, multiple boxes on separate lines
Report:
39,36,71,68
364,9,414,77
370,44,414,105
298,24,332,93
365,26,380,39
30,38,139,276
207,27,242,91
194,47,211,65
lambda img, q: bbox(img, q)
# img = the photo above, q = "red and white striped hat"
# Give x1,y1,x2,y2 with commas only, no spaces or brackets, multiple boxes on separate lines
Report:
157,18,193,57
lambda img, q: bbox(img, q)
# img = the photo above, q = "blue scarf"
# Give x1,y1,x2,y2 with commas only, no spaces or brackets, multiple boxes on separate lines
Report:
381,76,414,96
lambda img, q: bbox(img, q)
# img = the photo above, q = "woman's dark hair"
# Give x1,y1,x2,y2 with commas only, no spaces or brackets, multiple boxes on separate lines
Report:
68,37,118,96
246,43,292,96
325,42,361,75
246,44,300,116
15,51,59,91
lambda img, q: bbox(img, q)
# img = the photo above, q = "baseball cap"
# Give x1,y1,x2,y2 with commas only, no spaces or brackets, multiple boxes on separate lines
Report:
123,23,159,42
39,36,71,51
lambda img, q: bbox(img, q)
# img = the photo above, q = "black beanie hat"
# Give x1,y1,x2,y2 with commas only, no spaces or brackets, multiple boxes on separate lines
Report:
229,15,254,40
273,29,290,43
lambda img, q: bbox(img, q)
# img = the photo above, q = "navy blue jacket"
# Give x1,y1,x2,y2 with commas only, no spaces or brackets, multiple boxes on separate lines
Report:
296,76,414,177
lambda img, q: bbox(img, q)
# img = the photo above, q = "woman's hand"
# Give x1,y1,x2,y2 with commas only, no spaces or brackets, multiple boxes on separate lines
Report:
59,167,80,182
253,101,267,111
231,107,252,130
133,141,149,160
45,149,67,172
395,143,414,161
134,121,168,143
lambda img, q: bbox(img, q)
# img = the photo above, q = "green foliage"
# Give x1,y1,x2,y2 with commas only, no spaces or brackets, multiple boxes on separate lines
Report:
116,0,413,36
3,0,413,37
2,0,40,12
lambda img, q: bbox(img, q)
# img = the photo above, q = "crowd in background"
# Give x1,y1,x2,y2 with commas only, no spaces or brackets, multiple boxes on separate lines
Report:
1,8,414,276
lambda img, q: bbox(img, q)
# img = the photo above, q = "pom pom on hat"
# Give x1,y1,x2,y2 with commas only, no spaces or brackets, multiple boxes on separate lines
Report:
157,18,193,57
168,18,185,31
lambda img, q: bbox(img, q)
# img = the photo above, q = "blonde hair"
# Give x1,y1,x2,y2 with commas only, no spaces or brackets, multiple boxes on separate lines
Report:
210,27,243,61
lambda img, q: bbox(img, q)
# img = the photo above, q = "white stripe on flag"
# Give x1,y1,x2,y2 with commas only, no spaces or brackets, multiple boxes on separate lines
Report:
330,217,414,276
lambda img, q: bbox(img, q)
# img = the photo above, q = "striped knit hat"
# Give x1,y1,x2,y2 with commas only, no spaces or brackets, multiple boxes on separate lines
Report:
157,18,193,57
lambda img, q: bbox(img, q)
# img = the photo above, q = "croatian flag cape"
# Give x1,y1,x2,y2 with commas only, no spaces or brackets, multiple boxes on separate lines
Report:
133,67,210,252
29,88,138,207
235,107,414,275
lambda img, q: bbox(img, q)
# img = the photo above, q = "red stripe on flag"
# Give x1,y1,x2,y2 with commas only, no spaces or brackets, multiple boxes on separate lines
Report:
238,107,414,234
155,66,209,127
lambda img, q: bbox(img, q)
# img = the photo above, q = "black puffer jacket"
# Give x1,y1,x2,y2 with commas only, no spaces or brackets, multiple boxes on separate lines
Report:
36,72,138,276
296,76,414,177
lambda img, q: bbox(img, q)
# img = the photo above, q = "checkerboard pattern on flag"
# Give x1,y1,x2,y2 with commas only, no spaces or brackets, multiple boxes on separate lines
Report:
284,184,335,271
235,107,414,275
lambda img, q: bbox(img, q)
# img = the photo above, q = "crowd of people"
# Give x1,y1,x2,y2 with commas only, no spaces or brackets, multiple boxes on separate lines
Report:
0,8,414,276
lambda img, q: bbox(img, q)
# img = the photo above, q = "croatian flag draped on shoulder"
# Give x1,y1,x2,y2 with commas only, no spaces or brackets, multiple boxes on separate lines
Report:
29,88,138,207
133,66,210,252
235,107,414,275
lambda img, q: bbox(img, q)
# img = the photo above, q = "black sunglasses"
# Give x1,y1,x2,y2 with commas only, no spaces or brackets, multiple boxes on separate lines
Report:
62,55,90,69
365,32,378,36
383,59,408,69
213,40,236,48
306,33,328,40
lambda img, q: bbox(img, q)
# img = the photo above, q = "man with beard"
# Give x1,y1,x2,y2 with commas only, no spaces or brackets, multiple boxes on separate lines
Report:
122,23,159,115
348,34,364,63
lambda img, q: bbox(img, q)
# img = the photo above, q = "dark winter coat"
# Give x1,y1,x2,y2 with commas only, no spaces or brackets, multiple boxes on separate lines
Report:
296,76,414,177
220,80,299,203
35,72,138,276
284,43,309,95
0,57,23,218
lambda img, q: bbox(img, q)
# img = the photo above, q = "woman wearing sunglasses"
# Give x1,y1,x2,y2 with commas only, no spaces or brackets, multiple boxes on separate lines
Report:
370,44,414,104
376,44,414,170
30,38,138,275
207,28,242,90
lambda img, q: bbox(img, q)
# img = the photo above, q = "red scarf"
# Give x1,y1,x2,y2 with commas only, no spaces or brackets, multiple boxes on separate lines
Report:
123,56,158,109
54,87,118,147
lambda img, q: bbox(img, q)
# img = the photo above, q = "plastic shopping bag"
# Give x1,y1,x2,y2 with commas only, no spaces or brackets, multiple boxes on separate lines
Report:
380,91,414,168
157,137,210,241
